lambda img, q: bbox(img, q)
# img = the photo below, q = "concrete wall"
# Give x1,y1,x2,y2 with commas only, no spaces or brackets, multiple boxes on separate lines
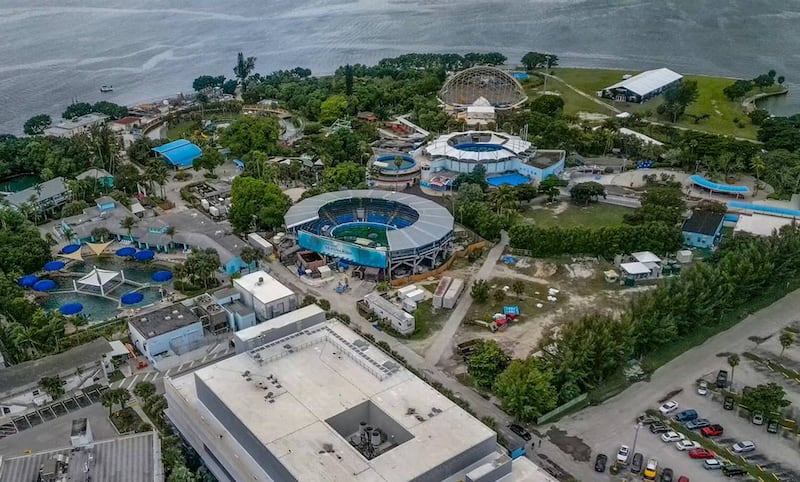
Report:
129,321,204,363
427,157,565,182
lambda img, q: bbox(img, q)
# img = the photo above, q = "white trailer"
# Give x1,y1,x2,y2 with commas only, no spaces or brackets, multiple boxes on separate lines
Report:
405,288,426,303
397,284,418,299
432,277,452,309
442,278,464,309
247,232,274,256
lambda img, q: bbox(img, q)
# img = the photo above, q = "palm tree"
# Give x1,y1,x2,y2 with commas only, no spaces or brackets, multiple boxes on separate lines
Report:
120,216,138,239
233,52,256,93
780,331,795,358
393,155,404,192
10,323,39,358
145,161,169,199
240,246,262,272
165,226,176,251
727,354,740,389
752,155,765,196
493,185,519,216
101,390,117,416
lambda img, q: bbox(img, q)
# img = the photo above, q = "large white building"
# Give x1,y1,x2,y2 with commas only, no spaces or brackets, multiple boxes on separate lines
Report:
233,271,297,322
165,318,541,482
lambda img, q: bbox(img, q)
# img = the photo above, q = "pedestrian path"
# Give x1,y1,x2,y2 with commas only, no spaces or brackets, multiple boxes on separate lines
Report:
111,346,234,390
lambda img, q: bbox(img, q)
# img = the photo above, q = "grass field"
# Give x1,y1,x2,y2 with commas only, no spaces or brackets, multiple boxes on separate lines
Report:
550,67,766,139
166,112,244,140
332,224,389,246
522,75,615,116
521,203,632,228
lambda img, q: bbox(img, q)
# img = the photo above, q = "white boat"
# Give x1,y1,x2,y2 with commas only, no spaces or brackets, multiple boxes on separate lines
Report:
100,85,113,93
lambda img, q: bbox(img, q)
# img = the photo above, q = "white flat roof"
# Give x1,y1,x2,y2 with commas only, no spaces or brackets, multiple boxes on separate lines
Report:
425,131,531,162
734,214,794,237
632,251,661,264
234,270,294,305
234,304,325,343
620,262,651,275
604,68,683,96
170,322,494,482
619,128,664,146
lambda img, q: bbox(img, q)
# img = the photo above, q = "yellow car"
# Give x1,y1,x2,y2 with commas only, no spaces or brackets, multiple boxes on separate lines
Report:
643,458,658,479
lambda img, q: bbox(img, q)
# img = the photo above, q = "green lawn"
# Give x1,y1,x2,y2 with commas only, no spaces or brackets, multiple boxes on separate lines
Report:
549,68,763,139
166,113,244,140
521,203,632,228
524,75,616,116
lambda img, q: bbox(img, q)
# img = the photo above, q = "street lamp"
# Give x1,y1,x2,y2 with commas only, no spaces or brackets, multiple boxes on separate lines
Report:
629,422,643,464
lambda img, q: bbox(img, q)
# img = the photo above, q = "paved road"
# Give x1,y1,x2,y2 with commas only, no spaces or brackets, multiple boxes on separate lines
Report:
424,230,509,365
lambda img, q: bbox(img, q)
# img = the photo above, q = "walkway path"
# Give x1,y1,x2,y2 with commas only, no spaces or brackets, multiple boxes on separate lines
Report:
425,231,509,365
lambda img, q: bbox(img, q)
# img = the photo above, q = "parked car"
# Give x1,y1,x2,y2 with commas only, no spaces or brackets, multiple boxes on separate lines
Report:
644,458,658,480
716,370,729,389
594,453,608,473
660,467,674,482
701,424,724,437
723,396,735,410
685,418,710,430
677,477,689,482
688,448,716,459
659,400,679,414
616,445,630,464
751,412,764,425
637,414,659,425
508,424,531,441
767,419,780,433
722,465,747,477
697,381,708,396
675,440,700,451
649,423,669,433
661,431,685,443
703,459,723,470
731,440,756,454
674,409,698,422
631,452,644,474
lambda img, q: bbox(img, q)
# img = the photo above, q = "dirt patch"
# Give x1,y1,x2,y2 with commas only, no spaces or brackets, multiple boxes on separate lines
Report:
563,262,595,279
546,426,592,462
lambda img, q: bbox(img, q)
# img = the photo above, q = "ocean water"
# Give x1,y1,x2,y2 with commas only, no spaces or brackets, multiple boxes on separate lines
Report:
1,0,799,134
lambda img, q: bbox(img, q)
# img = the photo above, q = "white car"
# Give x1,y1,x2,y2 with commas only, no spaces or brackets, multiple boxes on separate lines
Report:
675,440,700,451
616,444,630,464
731,440,756,453
703,459,723,470
659,400,679,415
697,381,708,396
660,431,685,443
752,413,764,425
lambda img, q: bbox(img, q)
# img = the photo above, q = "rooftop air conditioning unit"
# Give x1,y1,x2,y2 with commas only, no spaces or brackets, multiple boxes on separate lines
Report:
258,277,264,285
164,316,171,320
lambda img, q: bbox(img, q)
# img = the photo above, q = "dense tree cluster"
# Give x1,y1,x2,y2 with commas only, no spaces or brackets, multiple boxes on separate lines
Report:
521,52,559,70
219,116,280,158
229,176,292,233
62,101,128,120
758,114,800,152
657,80,699,122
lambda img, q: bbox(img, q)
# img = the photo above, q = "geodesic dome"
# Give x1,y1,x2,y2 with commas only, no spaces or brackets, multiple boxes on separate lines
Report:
438,66,528,110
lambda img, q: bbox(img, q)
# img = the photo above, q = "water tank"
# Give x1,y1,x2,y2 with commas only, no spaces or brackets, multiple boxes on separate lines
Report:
359,421,367,437
201,199,210,211
370,429,381,448
209,206,220,217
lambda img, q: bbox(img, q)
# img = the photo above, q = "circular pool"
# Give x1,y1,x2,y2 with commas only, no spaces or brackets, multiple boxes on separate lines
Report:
453,143,505,152
375,154,416,170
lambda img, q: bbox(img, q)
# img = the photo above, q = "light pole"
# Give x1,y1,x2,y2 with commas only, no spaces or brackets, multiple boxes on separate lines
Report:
629,422,643,465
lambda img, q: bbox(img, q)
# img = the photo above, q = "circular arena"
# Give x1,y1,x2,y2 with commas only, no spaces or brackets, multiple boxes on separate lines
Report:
438,66,528,110
284,190,454,278
368,154,421,189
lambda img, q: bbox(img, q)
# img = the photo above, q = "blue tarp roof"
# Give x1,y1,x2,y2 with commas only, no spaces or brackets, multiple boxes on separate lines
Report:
152,139,202,168
690,175,750,194
728,201,800,218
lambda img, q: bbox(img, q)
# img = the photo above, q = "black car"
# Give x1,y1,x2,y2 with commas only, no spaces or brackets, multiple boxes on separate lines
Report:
594,453,608,473
722,465,747,477
631,452,644,474
660,468,674,482
649,422,669,433
637,414,659,425
716,369,729,389
508,424,532,441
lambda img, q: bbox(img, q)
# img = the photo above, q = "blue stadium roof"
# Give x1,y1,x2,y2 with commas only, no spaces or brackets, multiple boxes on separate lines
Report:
690,175,750,194
152,139,202,168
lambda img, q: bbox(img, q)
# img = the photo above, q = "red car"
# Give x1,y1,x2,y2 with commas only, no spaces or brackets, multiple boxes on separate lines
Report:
678,477,689,482
688,448,716,459
701,424,724,437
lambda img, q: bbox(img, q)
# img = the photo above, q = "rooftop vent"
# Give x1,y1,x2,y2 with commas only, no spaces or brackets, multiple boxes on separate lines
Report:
177,315,184,319
258,277,264,285
241,370,251,377
164,316,171,320
172,310,179,314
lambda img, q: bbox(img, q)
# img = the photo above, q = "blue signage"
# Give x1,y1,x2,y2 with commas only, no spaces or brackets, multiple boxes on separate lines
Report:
297,231,388,268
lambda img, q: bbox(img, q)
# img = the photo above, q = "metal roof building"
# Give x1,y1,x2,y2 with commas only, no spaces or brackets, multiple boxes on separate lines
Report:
152,139,202,169
285,190,454,277
165,320,533,482
601,68,683,103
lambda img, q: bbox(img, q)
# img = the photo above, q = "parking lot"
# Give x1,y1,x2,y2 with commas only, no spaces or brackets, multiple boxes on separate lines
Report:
549,289,800,481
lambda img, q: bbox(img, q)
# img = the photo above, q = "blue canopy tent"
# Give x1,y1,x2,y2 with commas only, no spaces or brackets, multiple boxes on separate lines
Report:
33,279,57,291
152,139,202,169
151,270,173,282
116,247,137,257
59,302,84,315
134,250,155,261
43,260,66,271
120,292,145,305
18,274,39,287
60,244,81,254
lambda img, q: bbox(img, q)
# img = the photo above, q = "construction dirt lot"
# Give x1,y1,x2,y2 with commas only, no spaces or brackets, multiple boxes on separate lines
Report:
438,255,654,373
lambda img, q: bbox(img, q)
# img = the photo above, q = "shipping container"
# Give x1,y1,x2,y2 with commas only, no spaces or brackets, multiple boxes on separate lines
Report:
442,278,464,309
432,277,452,308
405,288,426,303
247,232,274,256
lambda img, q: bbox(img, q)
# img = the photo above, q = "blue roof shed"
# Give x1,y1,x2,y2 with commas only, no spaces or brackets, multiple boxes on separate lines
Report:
152,139,202,169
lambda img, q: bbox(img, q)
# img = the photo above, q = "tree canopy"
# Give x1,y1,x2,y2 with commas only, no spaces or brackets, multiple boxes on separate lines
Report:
494,357,558,422
569,182,606,205
219,116,280,158
521,52,559,70
740,383,790,417
466,340,510,390
658,80,699,122
229,176,292,232
23,114,52,135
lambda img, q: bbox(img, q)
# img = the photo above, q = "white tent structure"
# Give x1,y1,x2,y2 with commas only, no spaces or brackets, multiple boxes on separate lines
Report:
74,267,125,295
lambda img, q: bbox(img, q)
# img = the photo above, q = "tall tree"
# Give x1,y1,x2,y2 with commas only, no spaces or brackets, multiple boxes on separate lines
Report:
494,357,558,422
233,52,256,93
23,114,52,135
229,176,292,232
120,216,138,238
740,383,790,417
780,331,795,357
727,354,740,388
569,182,606,205
467,340,510,390
658,80,699,122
